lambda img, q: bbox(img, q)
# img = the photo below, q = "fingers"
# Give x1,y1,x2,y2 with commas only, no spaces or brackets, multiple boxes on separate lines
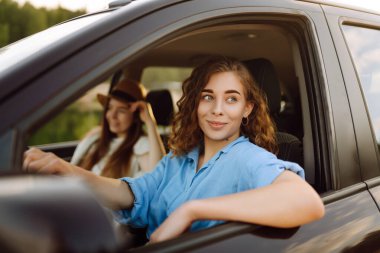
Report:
130,101,145,113
131,101,156,123
23,148,60,174
149,206,193,243
23,148,45,172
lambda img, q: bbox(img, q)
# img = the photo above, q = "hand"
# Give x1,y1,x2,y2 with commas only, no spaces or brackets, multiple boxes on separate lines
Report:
23,148,75,175
130,101,156,124
149,201,197,243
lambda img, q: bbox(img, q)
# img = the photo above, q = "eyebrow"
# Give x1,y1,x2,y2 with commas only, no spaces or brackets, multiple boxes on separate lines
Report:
225,90,241,95
201,89,241,95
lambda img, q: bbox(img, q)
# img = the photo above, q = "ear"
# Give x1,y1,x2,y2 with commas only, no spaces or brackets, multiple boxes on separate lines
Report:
243,102,254,118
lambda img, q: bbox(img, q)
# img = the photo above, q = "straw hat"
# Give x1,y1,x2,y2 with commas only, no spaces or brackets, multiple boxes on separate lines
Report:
97,79,145,106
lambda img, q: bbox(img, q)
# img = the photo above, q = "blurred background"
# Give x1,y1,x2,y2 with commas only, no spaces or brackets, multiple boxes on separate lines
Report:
0,0,112,48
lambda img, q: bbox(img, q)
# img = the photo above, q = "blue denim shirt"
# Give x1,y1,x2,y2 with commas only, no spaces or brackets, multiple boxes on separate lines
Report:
115,136,304,238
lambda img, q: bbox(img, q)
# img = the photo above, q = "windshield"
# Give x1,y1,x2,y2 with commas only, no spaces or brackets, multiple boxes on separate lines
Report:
0,12,111,73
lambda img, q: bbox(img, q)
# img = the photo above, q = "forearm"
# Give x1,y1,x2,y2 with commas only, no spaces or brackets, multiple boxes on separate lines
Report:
82,170,134,210
186,171,324,228
24,148,135,210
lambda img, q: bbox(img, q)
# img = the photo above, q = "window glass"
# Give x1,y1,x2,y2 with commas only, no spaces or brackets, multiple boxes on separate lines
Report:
27,83,108,145
141,67,193,110
343,25,380,152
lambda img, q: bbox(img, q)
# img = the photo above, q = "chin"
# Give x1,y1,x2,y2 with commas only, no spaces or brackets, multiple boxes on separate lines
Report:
205,132,234,142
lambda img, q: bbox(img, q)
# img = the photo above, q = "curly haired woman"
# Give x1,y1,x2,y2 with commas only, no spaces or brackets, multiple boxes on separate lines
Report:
24,57,324,243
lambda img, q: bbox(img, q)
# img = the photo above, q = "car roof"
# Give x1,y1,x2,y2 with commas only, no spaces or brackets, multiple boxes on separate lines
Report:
298,0,380,15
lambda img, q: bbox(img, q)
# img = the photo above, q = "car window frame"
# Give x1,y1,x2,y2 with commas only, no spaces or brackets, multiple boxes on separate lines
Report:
322,5,380,182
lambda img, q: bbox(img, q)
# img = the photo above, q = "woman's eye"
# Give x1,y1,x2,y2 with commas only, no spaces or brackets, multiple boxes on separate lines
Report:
118,109,127,114
202,94,213,101
226,96,238,103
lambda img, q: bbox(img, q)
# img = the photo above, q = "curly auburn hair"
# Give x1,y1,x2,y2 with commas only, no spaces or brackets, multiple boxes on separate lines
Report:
168,56,278,156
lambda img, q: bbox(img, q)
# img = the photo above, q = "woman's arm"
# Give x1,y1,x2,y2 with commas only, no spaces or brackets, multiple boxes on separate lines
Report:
150,170,324,242
24,148,134,210
132,101,166,172
70,127,101,165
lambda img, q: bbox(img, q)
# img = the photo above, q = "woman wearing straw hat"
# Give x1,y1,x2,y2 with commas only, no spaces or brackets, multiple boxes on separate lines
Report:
70,78,165,178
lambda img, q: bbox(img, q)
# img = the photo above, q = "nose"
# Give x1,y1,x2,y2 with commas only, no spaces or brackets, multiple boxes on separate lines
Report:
211,98,223,116
107,108,117,119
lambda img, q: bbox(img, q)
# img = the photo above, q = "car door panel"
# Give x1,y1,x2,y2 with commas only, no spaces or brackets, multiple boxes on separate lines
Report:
134,186,380,252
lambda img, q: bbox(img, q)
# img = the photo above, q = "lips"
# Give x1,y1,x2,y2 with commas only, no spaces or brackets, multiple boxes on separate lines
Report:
207,120,226,129
109,122,120,129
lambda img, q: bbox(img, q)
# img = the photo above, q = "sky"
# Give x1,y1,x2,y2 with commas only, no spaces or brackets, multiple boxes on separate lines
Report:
12,0,380,13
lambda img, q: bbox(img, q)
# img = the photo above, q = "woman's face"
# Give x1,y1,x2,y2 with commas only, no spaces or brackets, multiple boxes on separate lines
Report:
105,98,134,137
197,71,253,145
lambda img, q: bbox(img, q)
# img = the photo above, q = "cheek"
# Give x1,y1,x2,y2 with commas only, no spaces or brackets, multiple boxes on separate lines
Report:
105,111,112,121
225,105,245,119
122,113,133,124
197,101,209,117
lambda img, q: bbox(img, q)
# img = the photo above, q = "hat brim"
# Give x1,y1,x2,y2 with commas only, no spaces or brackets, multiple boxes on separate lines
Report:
97,92,138,107
97,93,110,107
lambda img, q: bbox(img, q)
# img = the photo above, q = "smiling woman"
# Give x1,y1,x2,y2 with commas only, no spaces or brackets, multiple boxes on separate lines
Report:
197,72,253,147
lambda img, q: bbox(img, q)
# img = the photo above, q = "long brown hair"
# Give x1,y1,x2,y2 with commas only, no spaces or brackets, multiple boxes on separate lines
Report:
168,56,277,156
80,82,144,178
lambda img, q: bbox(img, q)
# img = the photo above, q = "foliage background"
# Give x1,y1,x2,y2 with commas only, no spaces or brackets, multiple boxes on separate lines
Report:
0,0,85,47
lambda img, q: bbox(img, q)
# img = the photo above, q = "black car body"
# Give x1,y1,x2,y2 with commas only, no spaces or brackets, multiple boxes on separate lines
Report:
1,0,380,252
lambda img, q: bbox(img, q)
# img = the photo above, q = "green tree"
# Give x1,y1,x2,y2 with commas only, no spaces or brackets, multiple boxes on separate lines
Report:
0,0,85,47
0,23,9,45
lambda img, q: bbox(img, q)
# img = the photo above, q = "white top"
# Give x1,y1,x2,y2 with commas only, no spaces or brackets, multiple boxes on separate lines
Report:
71,131,150,178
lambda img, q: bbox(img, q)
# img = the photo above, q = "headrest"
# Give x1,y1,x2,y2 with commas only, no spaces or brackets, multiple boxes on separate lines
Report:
243,58,281,115
146,89,174,126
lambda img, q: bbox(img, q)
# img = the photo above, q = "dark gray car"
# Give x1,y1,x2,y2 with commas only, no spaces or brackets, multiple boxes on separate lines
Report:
1,0,380,252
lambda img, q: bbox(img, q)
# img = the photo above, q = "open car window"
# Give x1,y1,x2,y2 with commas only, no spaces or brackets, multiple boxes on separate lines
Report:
28,83,108,146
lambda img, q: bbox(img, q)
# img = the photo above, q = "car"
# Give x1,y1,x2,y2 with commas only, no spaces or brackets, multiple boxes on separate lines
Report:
1,0,380,252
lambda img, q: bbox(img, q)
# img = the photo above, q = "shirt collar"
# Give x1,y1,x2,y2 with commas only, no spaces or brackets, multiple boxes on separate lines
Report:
186,136,249,162
220,135,248,154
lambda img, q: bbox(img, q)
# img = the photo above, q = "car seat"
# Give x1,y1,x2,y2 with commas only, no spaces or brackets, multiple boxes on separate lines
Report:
243,58,304,167
146,89,174,151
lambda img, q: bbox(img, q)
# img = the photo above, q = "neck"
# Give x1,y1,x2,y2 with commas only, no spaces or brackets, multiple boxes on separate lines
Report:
197,135,239,170
116,132,127,139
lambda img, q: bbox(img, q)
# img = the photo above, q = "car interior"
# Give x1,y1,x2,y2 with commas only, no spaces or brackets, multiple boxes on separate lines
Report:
32,18,316,184
28,16,320,249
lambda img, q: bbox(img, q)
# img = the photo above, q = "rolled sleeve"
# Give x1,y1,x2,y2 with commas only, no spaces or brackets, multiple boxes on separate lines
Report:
114,154,168,228
114,177,148,227
238,151,305,190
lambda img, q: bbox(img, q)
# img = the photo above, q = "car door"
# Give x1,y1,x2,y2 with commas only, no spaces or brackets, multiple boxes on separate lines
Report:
322,2,380,234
